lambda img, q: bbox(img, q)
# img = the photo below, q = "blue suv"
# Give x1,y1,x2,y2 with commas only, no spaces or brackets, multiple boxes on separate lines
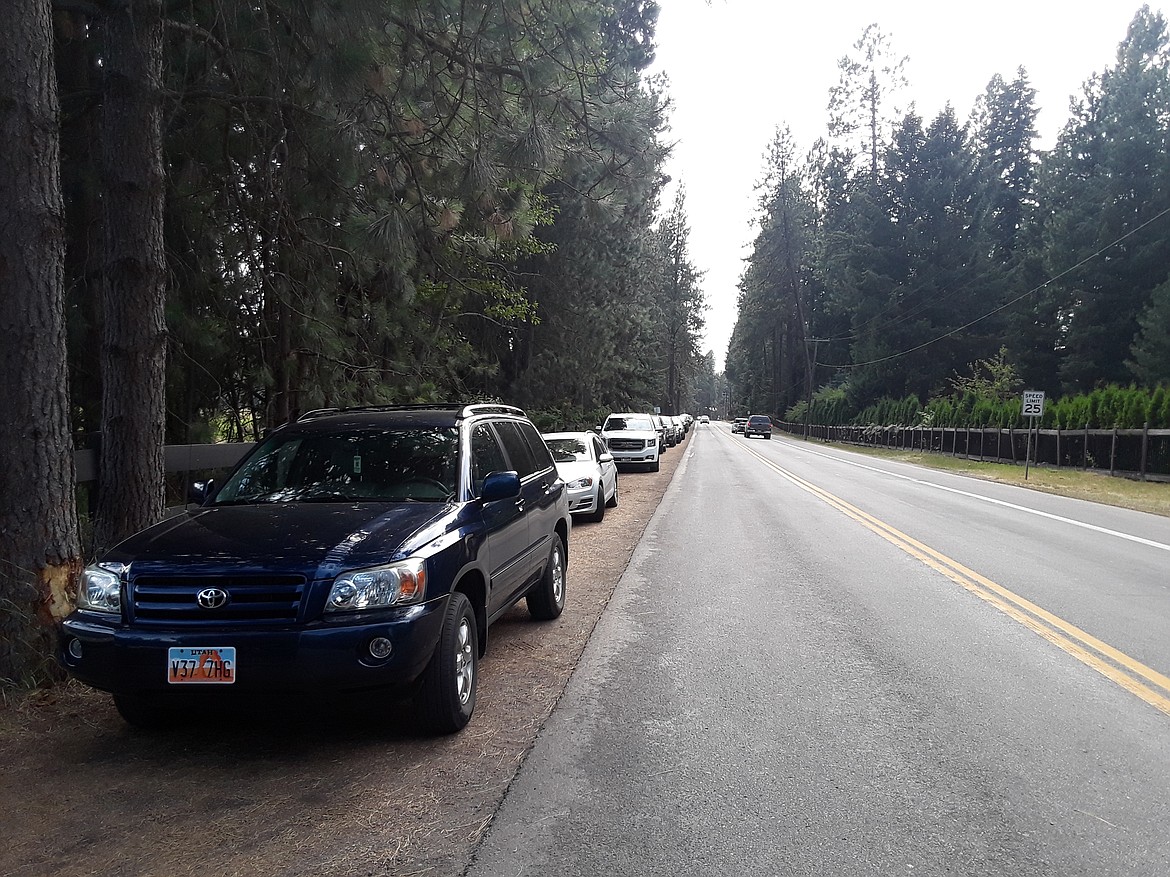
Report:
59,404,571,734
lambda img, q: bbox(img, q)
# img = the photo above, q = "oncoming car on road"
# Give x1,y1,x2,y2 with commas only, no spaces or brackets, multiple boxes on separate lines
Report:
59,403,572,735
543,431,618,522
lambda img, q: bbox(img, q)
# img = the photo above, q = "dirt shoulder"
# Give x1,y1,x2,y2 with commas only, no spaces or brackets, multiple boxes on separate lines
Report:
0,431,691,877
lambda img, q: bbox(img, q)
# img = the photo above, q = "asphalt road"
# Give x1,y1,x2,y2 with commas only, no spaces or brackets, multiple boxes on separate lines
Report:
466,423,1170,876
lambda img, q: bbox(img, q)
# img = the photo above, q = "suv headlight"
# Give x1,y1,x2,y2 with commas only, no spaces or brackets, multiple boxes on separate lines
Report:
566,476,594,489
325,557,427,612
78,563,125,615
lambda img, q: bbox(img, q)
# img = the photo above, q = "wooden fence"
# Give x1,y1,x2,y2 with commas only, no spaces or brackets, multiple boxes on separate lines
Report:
75,442,254,512
774,422,1170,482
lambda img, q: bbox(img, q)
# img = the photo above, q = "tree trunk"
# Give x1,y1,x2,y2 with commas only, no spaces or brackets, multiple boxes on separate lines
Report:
0,0,84,684
94,0,168,552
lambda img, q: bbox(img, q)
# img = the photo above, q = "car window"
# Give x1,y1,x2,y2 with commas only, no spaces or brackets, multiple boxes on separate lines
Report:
215,428,459,503
518,421,556,471
545,437,590,463
471,424,509,496
592,436,606,459
494,420,540,478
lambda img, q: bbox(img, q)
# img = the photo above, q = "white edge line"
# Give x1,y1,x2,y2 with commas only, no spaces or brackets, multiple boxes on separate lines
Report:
787,442,1170,553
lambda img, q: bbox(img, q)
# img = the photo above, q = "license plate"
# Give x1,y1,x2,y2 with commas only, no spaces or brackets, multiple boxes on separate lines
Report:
167,647,236,684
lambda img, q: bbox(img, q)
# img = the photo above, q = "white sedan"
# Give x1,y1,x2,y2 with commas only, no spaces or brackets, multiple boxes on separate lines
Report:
542,431,618,523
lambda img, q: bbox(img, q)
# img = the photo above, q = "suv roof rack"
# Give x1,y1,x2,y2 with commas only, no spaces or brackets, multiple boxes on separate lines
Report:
295,402,526,422
460,403,526,417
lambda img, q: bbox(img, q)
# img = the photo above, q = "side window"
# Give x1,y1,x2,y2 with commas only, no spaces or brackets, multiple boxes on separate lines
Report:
518,421,555,473
592,436,606,459
471,425,509,497
493,421,539,479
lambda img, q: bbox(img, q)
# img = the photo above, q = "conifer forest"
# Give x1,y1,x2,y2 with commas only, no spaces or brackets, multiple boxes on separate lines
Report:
729,8,1170,430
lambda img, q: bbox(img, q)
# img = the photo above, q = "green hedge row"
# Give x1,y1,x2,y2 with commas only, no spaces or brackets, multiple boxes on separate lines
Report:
789,385,1170,430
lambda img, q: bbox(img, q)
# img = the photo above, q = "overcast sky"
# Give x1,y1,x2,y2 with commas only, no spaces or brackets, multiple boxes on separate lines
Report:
648,0,1164,370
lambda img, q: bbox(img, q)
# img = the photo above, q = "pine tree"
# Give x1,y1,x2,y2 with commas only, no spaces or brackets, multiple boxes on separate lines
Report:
1129,277,1170,384
0,0,84,684
1039,6,1170,392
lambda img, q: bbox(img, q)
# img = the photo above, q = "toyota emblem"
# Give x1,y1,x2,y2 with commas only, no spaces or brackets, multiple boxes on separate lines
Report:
196,587,229,610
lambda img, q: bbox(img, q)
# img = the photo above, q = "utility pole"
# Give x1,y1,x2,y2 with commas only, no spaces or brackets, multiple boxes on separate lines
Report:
803,338,829,440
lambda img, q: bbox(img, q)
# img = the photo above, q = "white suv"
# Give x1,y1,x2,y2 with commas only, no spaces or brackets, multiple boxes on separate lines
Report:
599,413,661,471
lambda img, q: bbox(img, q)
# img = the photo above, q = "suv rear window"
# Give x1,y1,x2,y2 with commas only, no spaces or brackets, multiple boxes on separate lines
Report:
494,420,541,478
749,416,770,426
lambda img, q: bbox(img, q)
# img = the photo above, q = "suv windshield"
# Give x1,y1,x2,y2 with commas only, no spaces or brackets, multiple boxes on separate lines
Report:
214,427,459,504
605,416,653,431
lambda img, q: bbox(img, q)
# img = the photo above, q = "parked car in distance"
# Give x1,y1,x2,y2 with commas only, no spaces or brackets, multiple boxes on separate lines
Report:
651,414,674,449
744,414,773,439
59,403,572,735
543,431,618,523
732,417,748,433
664,415,683,445
599,412,661,471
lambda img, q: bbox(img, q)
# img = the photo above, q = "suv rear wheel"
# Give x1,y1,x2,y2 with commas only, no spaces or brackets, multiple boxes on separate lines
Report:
527,538,566,620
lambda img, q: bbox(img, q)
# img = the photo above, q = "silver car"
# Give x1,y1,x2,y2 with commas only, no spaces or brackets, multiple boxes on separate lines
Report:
543,431,619,522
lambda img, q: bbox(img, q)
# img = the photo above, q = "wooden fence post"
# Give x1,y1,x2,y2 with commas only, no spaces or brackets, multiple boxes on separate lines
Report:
1056,426,1062,468
1141,421,1150,481
1110,427,1118,476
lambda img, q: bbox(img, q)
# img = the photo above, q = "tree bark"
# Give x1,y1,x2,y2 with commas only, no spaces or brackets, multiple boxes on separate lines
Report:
94,0,168,552
0,0,84,684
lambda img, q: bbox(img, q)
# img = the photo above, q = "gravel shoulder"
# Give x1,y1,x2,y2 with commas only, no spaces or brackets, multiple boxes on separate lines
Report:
0,431,691,877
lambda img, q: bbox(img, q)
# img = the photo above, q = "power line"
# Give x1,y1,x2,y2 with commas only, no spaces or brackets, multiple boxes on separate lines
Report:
836,203,1170,370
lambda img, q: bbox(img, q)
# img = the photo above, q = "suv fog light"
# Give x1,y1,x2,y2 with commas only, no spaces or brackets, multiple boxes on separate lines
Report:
67,638,83,660
368,637,393,660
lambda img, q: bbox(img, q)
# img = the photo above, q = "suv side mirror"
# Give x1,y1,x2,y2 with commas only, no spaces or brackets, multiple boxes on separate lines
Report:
598,452,614,464
481,470,521,502
188,479,215,506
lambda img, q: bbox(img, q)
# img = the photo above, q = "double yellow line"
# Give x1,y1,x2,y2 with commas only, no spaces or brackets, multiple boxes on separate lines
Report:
746,443,1170,718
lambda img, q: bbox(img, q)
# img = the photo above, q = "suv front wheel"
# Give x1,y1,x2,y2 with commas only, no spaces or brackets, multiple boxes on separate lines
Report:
420,591,478,734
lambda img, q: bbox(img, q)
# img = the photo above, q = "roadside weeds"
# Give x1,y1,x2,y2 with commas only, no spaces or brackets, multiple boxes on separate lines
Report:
790,436,1170,518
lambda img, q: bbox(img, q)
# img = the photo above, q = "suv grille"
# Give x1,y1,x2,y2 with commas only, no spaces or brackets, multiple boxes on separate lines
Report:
608,438,647,451
131,574,306,625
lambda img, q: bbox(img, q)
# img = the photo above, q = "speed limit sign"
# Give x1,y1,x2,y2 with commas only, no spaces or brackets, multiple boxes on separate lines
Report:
1022,390,1045,417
